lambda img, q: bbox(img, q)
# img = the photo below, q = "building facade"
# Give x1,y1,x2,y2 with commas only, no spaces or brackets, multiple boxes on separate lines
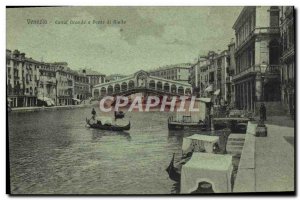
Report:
226,40,236,105
232,6,281,112
74,70,90,101
280,6,295,116
149,63,191,83
189,51,228,104
53,62,74,106
7,49,104,107
7,50,40,107
84,69,106,94
38,62,56,106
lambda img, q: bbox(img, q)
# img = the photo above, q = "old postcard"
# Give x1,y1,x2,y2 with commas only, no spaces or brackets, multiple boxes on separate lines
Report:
6,6,295,195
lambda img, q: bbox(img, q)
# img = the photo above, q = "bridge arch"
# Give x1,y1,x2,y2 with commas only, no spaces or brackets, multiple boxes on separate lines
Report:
164,83,170,92
121,82,127,91
93,89,100,98
149,80,155,89
100,87,106,96
128,80,135,89
114,84,121,93
107,85,113,95
157,81,162,91
178,86,184,95
185,88,191,95
171,84,177,93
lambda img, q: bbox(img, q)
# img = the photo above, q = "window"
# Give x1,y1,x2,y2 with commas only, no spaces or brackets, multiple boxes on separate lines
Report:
270,6,279,27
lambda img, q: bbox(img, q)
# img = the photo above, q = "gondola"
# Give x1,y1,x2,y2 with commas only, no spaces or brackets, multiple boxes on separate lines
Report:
165,153,180,182
86,118,130,131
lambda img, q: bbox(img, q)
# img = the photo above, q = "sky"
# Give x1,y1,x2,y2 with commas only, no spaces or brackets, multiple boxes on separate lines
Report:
6,6,243,75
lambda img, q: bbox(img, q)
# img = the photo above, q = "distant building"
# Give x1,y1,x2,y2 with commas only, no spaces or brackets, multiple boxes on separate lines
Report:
38,62,57,106
73,70,90,101
188,51,228,104
280,6,295,115
232,6,281,112
83,69,106,93
149,63,191,83
6,49,106,107
226,40,236,105
52,62,74,106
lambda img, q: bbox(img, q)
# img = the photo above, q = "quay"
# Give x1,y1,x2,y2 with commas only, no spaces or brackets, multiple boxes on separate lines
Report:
9,103,94,113
234,116,294,192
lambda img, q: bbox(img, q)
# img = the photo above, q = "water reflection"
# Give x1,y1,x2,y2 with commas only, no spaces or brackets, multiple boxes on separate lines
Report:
90,129,132,142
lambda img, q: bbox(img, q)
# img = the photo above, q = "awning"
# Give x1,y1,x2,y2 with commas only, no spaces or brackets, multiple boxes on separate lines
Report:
214,89,220,95
199,98,211,103
181,153,233,193
37,96,55,106
182,134,219,154
204,85,213,92
7,98,12,102
72,98,81,102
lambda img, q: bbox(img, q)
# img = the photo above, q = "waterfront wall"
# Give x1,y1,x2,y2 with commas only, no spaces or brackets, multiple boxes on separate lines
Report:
233,122,256,192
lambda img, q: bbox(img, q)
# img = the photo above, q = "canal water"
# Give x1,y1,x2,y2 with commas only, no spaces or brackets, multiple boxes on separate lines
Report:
8,107,198,194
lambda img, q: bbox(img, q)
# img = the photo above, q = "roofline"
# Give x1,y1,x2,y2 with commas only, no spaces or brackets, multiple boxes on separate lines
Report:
232,6,256,30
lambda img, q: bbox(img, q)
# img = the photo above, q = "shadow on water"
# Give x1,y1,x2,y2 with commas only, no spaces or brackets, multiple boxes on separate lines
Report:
90,128,132,141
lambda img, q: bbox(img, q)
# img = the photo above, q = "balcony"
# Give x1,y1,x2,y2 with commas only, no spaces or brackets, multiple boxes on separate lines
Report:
232,65,261,81
265,65,280,74
232,64,280,81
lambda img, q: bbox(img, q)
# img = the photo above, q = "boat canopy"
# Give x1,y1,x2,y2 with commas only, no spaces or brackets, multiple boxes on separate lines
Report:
96,116,113,125
182,134,219,154
180,153,233,193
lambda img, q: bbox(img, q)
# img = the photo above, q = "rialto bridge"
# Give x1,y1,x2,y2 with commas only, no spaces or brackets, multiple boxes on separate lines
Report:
92,70,193,99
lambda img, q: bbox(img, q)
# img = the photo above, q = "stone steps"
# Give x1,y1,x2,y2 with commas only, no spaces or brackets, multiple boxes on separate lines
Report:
227,134,245,156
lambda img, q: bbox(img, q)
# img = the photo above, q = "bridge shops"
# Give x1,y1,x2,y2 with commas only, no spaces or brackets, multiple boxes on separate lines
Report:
92,70,193,99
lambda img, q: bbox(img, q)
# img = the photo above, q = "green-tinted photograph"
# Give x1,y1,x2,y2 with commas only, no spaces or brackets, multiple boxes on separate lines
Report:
6,6,295,195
